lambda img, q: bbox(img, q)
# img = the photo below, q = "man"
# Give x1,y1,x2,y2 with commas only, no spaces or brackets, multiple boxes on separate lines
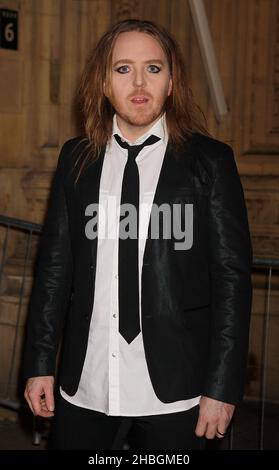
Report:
24,19,252,450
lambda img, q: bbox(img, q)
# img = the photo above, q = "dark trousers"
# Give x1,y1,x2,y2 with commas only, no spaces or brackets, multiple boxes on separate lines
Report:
49,395,205,450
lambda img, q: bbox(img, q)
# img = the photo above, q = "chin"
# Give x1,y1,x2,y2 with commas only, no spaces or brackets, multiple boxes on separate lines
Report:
121,109,161,127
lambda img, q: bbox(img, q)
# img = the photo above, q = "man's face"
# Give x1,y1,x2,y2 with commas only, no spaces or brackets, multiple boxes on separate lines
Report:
105,31,172,135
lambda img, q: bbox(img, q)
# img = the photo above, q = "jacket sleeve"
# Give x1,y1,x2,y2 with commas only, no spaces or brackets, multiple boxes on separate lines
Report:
23,141,73,379
203,143,253,405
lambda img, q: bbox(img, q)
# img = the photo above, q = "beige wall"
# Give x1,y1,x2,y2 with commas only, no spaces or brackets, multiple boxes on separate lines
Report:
0,0,278,402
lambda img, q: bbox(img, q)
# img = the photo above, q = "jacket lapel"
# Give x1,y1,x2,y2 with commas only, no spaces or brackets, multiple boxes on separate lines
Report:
78,147,106,266
142,139,195,265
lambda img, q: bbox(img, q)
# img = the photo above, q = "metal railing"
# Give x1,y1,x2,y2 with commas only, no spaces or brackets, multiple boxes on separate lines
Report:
227,257,279,450
0,215,42,411
0,214,278,449
253,258,279,450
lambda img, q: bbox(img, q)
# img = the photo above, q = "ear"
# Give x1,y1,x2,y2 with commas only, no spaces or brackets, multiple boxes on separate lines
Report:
167,77,173,97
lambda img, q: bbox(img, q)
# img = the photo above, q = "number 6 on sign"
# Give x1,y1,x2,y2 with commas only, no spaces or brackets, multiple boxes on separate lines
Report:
0,9,18,50
5,23,14,42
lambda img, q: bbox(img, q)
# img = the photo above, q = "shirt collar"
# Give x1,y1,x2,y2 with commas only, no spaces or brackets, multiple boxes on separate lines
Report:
112,112,168,145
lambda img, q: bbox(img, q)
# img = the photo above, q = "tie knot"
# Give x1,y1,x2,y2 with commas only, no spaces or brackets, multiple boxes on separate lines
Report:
114,133,160,159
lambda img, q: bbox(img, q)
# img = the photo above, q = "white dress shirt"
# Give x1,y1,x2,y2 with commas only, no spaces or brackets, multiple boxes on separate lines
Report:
61,112,200,416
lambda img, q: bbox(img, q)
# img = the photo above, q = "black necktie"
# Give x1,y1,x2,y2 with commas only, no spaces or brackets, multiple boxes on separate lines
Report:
114,133,160,344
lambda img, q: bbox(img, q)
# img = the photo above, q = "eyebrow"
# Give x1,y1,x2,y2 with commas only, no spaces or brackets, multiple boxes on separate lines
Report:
112,59,165,67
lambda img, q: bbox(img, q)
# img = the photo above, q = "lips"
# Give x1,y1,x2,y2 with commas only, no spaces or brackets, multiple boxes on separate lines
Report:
131,96,149,104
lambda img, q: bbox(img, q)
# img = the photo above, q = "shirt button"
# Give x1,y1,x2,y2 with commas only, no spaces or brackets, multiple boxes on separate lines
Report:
112,353,116,358
113,314,117,318
115,274,118,279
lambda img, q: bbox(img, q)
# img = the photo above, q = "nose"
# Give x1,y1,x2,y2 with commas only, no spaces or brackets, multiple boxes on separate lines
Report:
133,67,146,88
